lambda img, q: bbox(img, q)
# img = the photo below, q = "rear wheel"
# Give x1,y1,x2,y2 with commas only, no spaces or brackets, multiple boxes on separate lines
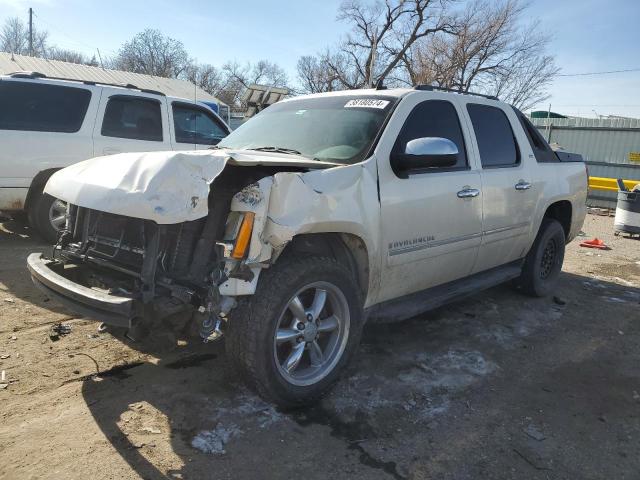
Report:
30,193,67,244
225,256,364,407
516,218,566,297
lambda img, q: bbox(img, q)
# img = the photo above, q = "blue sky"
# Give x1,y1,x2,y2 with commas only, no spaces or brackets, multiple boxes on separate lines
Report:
1,0,639,117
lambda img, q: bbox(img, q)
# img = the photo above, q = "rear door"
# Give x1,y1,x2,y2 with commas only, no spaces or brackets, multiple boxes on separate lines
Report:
93,89,172,156
464,101,536,273
377,93,483,303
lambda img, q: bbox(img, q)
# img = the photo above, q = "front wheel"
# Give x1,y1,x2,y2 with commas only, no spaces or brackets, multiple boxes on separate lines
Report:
225,256,364,407
516,218,566,297
30,193,67,244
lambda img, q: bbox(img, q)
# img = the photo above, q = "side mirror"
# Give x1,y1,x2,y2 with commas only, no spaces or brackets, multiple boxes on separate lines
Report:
391,137,459,176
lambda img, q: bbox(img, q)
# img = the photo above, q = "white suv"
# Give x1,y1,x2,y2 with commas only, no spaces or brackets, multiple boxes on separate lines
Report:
0,72,230,241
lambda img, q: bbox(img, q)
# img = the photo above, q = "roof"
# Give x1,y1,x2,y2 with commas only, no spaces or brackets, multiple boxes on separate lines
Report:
282,86,503,104
0,52,226,106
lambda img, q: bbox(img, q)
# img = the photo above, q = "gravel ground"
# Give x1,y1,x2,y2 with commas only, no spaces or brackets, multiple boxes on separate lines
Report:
0,212,638,480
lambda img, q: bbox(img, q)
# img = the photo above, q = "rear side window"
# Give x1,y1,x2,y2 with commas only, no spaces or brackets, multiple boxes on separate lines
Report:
467,104,520,168
101,96,163,141
0,81,91,133
393,100,468,169
513,108,558,163
172,103,228,145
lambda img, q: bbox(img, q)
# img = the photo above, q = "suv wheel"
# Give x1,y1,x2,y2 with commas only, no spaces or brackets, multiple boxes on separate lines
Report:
516,218,566,297
225,256,364,407
31,193,67,244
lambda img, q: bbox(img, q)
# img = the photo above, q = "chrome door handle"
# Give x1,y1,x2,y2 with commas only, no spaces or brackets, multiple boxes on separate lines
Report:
515,181,532,191
457,188,480,198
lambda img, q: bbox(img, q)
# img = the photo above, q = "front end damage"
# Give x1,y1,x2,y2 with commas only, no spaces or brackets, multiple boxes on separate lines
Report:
26,150,378,340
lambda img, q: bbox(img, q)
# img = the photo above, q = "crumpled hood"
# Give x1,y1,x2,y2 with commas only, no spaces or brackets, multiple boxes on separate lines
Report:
45,149,335,224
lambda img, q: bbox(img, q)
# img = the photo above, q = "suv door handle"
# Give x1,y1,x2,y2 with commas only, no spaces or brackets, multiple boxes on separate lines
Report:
457,187,480,198
103,147,121,155
515,180,532,191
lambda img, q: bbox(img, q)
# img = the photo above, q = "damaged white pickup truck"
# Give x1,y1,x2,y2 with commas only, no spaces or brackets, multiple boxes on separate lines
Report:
27,87,587,406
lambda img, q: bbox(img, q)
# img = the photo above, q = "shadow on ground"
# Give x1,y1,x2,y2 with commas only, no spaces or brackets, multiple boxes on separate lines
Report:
0,217,73,319
80,272,640,479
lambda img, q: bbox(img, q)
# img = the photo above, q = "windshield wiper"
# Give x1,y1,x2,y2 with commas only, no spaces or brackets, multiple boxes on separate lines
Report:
251,146,303,156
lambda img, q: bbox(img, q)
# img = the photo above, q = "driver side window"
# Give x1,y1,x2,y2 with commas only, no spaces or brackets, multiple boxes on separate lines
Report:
172,103,228,145
393,100,468,169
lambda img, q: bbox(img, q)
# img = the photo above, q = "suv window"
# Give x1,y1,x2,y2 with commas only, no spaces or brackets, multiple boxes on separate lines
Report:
467,103,520,168
393,100,467,170
0,81,91,133
101,96,163,141
172,103,228,145
513,108,558,163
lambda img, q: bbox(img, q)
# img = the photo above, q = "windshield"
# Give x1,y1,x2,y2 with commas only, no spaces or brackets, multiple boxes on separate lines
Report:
218,95,398,164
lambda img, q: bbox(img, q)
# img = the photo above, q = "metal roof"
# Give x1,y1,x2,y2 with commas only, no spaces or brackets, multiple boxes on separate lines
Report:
0,52,226,106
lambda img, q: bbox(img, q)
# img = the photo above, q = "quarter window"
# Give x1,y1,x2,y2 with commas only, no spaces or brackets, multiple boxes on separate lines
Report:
172,104,228,145
513,108,558,163
393,100,468,170
0,81,91,133
101,96,163,141
467,104,520,168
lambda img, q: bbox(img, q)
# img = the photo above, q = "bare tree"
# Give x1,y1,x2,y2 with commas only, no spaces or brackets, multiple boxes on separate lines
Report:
47,47,91,65
185,63,226,97
112,29,191,77
0,17,49,57
410,0,559,109
305,0,454,90
297,54,343,93
218,60,289,107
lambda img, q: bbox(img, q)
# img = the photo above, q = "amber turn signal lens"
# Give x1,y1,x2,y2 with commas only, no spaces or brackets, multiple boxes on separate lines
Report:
231,212,255,259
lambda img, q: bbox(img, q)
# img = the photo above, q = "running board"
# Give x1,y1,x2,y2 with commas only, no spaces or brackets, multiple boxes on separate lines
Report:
366,261,523,323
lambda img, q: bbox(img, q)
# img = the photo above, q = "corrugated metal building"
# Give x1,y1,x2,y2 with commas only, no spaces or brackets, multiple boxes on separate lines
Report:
531,116,640,208
0,52,229,119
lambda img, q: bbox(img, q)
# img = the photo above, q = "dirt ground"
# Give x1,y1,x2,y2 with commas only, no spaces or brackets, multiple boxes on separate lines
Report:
0,213,639,480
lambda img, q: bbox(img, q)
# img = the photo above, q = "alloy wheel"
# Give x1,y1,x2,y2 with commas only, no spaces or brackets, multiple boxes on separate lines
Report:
273,281,350,387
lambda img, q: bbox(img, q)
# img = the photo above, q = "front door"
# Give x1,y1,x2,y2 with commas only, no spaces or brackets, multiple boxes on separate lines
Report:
377,95,483,303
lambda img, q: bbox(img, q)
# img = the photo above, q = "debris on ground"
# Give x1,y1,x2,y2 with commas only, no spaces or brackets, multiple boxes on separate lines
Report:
49,323,72,341
191,424,241,454
3,298,15,303
579,238,610,250
524,424,546,441
553,296,566,306
0,370,8,390
0,354,10,360
140,426,162,434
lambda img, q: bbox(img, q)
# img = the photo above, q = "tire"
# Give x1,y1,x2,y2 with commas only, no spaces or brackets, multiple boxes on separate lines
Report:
516,218,566,297
225,255,364,407
30,193,67,244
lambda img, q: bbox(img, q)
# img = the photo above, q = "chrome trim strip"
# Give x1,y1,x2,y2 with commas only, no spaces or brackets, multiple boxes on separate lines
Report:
389,232,482,256
388,222,531,256
482,222,530,236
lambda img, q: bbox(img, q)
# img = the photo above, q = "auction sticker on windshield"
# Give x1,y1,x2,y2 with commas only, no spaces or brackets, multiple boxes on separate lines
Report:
344,99,390,109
